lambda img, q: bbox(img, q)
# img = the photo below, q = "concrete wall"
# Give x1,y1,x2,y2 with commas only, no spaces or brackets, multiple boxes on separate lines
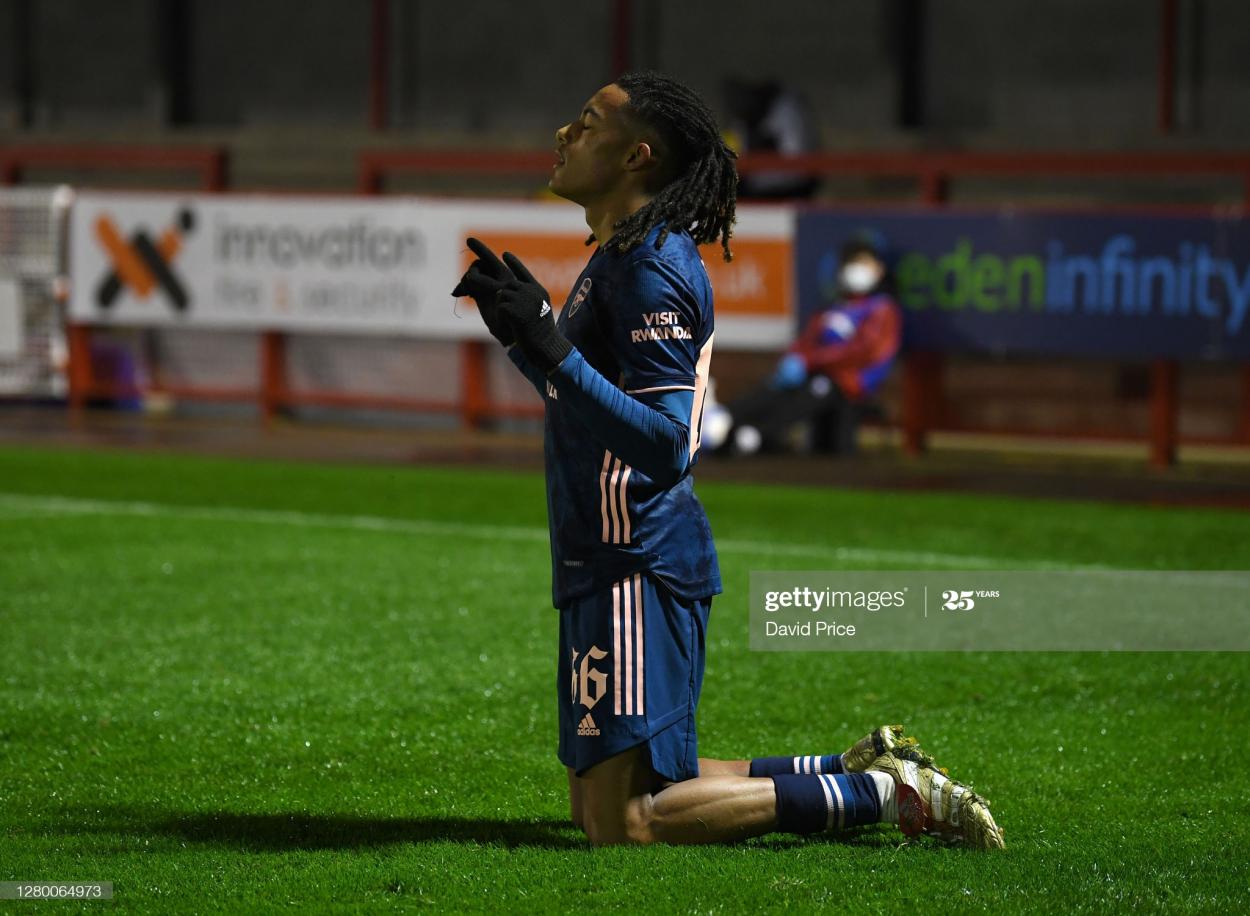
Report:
643,0,899,136
926,0,1157,140
0,0,16,125
187,0,369,126
392,0,610,133
1194,0,1250,136
0,0,1248,142
5,0,161,127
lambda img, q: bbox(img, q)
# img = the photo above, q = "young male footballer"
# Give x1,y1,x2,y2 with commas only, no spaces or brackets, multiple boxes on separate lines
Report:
453,72,1003,848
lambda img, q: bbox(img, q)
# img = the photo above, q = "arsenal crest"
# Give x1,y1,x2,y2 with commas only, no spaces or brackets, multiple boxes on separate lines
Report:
567,277,593,318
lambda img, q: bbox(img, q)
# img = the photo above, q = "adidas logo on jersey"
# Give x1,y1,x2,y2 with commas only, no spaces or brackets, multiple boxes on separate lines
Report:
539,300,551,317
577,713,600,736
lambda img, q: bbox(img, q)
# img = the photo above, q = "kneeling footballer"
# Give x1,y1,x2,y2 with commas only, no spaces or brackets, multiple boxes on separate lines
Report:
453,72,1003,849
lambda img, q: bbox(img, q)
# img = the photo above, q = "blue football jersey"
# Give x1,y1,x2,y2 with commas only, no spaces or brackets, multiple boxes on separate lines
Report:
541,224,721,609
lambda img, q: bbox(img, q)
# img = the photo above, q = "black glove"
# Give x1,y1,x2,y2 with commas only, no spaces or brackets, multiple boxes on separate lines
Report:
451,237,515,347
496,251,573,374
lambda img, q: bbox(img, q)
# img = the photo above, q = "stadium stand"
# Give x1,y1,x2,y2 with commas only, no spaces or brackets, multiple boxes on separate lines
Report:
2,0,1249,467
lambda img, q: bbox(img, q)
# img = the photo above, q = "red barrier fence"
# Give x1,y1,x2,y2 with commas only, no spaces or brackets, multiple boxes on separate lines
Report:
12,142,1250,465
358,147,1250,466
1,144,229,191
64,329,537,428
359,148,1250,207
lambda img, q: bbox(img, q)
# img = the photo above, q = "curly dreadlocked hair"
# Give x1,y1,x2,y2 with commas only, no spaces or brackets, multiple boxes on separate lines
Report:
602,71,738,262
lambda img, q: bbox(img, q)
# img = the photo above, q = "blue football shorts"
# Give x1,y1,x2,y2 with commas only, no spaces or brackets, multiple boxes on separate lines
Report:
557,572,712,783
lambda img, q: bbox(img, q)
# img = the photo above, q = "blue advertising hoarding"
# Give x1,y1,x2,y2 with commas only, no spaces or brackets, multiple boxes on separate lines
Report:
795,210,1250,360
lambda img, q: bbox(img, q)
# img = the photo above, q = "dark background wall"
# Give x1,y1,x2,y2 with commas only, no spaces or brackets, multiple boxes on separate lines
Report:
1,0,1248,142
2,1,1244,443
7,0,161,126
187,0,371,126
926,0,1158,137
391,0,611,133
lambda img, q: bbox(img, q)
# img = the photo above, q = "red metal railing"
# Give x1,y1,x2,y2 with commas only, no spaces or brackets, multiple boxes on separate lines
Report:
356,147,1250,466
359,148,1250,208
1,144,228,191
22,142,1250,465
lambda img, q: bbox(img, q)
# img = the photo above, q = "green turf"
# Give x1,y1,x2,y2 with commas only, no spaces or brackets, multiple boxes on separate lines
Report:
1,444,1248,913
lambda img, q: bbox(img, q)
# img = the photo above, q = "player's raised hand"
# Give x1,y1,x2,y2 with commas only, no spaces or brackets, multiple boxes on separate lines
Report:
451,237,515,347
496,251,572,374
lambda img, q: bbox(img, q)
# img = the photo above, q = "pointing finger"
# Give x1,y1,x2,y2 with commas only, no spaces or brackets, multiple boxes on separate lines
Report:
466,238,510,277
501,251,537,285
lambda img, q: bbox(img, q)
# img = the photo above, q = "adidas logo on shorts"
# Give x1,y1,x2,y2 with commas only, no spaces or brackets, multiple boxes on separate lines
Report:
577,713,600,736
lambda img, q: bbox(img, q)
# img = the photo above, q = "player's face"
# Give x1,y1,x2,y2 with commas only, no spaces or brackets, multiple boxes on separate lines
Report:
550,84,638,204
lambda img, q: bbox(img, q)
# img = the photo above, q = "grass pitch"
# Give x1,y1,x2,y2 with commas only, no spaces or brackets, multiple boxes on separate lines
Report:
1,444,1248,913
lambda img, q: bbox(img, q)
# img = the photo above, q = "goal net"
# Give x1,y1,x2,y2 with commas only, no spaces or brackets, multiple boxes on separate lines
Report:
0,186,71,397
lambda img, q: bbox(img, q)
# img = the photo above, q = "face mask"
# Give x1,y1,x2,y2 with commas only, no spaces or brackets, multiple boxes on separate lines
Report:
840,262,882,294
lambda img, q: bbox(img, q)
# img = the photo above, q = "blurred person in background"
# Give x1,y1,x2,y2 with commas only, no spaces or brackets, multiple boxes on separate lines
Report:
724,78,820,200
706,230,902,455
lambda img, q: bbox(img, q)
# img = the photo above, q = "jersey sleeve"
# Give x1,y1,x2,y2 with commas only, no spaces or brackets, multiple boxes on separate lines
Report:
506,343,549,396
542,257,710,487
606,257,706,395
546,351,693,486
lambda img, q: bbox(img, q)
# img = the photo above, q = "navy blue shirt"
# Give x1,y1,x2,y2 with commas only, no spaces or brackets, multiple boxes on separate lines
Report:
510,224,721,609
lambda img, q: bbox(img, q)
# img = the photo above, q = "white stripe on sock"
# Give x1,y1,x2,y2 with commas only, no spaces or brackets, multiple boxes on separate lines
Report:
867,770,896,824
827,775,845,830
816,774,836,831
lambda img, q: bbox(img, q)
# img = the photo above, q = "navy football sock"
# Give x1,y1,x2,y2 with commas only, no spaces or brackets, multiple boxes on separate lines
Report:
771,773,883,834
749,754,844,777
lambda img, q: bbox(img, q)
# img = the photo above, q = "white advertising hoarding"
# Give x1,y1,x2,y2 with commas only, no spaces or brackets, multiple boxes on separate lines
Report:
69,192,793,348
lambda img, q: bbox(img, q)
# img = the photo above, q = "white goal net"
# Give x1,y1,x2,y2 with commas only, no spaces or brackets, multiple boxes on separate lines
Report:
0,186,71,397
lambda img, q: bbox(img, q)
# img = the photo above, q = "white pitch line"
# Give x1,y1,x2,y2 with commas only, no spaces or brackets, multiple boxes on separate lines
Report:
0,492,548,544
0,491,1083,570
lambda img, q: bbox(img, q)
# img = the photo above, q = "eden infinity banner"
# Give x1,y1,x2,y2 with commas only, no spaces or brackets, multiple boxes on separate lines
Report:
796,209,1250,360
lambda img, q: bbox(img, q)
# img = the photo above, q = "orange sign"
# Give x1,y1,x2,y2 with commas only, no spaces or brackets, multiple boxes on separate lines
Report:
463,231,791,318
702,237,790,317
